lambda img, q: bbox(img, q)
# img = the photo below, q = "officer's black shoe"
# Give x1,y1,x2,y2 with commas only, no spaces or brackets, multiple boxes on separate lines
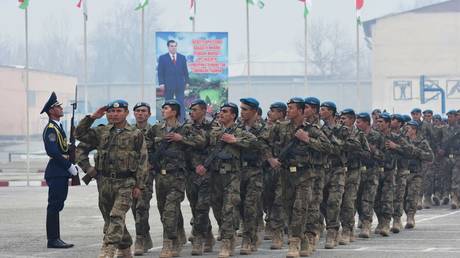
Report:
47,239,74,248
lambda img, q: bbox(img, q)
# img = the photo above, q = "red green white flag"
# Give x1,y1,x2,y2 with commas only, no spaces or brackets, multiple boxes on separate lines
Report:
76,0,88,20
18,0,29,9
247,0,265,9
298,0,312,18
189,0,196,20
356,0,364,24
135,0,149,11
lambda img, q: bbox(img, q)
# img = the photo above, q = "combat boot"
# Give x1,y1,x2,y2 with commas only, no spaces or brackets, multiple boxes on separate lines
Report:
144,233,153,252
270,229,284,249
442,196,450,205
105,244,117,258
433,195,441,206
159,240,173,258
191,235,203,256
98,243,108,258
116,247,133,258
171,238,183,257
405,213,415,229
324,229,337,249
286,237,300,258
374,218,383,235
203,231,215,252
451,194,458,209
306,232,317,252
251,234,261,252
218,239,231,258
391,217,402,233
359,220,371,238
349,228,356,242
338,229,350,245
240,238,252,255
134,236,144,256
299,235,311,257
380,219,390,237
264,225,273,240
229,236,236,256
423,196,432,209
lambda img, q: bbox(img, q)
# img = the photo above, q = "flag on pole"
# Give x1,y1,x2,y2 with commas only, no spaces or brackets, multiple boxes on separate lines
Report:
356,0,364,24
76,0,88,20
19,0,29,9
189,0,196,20
298,0,312,18
247,0,264,9
135,0,149,11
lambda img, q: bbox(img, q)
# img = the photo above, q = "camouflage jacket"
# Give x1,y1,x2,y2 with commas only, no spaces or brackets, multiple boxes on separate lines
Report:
74,116,148,189
206,122,257,173
136,123,152,136
380,130,414,170
362,128,386,168
441,123,460,156
418,120,434,148
345,126,371,169
185,119,214,171
407,135,434,172
238,121,271,167
321,122,354,167
269,120,331,167
146,120,205,173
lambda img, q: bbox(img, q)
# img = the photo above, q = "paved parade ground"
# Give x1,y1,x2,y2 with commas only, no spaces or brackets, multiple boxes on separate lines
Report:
1,186,460,258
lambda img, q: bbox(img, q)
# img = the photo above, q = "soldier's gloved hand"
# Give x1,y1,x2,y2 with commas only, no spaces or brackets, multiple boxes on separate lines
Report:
196,164,207,176
67,164,80,176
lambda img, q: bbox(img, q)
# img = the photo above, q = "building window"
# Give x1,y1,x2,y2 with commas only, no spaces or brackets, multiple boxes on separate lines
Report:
393,80,412,100
446,80,460,99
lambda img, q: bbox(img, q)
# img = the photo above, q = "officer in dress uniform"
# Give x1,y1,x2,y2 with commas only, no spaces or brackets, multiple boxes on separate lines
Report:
40,92,79,248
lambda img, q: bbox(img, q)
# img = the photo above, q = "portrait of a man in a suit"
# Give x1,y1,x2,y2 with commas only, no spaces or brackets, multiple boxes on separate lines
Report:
157,39,189,120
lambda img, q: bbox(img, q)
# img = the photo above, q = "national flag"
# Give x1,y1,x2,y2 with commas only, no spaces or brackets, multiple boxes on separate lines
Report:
356,0,364,25
19,0,29,9
247,0,264,9
135,0,149,11
189,0,196,20
299,0,312,18
76,0,88,21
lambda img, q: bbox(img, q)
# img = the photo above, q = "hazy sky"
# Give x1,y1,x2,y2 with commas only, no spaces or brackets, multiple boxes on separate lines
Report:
0,0,425,63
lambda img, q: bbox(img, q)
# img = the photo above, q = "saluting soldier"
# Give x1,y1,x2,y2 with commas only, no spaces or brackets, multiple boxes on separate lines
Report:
41,92,77,249
75,100,148,258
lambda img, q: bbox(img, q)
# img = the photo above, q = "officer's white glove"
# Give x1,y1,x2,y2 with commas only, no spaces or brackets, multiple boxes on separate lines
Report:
67,164,80,176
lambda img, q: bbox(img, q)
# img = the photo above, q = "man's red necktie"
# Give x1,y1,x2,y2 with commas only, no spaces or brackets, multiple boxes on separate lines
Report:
172,55,176,65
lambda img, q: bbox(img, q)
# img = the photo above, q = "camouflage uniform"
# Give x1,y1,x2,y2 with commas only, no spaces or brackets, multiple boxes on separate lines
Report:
357,128,385,235
393,129,411,224
433,124,451,203
238,121,271,250
75,116,148,250
418,120,435,206
145,120,205,245
339,126,370,241
442,123,460,207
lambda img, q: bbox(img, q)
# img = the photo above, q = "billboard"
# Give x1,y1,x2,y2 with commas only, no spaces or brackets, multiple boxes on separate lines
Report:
155,32,229,119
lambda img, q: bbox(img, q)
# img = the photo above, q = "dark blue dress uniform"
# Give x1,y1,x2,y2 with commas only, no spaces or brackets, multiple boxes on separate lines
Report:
41,92,74,248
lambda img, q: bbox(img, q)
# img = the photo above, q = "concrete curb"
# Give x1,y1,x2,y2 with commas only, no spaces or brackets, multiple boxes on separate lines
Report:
0,179,97,187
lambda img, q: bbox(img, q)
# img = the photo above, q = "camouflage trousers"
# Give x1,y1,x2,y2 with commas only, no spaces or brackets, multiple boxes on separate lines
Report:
357,167,380,223
320,166,346,230
340,167,361,230
450,156,460,201
131,172,154,237
421,162,435,201
263,166,279,228
97,176,135,249
155,172,186,240
393,169,409,218
185,172,212,238
404,172,423,215
210,171,240,240
240,166,263,243
305,167,325,237
433,157,451,199
374,169,395,221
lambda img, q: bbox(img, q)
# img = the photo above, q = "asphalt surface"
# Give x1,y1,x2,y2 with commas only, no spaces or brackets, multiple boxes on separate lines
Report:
1,186,460,258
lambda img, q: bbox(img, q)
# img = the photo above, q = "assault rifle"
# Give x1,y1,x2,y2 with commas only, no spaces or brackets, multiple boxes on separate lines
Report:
150,122,186,173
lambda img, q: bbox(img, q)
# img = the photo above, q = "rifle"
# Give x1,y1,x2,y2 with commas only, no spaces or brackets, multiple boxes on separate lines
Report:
203,121,240,170
150,122,187,173
69,85,81,186
277,124,304,163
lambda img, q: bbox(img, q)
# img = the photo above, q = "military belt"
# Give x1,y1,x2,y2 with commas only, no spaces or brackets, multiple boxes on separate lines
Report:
101,171,134,179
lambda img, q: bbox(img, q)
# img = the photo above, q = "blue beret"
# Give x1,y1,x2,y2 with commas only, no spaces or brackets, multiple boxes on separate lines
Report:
433,114,442,120
422,109,433,114
162,99,181,108
447,110,457,115
341,108,355,117
287,97,305,105
269,102,287,111
133,102,150,111
320,101,337,111
372,109,382,115
402,114,412,122
107,99,128,109
189,99,206,108
40,92,62,114
221,102,239,117
240,97,259,109
357,112,371,122
391,114,404,123
380,112,391,122
411,108,422,114
406,120,419,127
304,97,320,106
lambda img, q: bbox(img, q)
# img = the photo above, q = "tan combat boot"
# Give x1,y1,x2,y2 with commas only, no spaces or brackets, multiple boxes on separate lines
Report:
144,233,153,252
299,235,311,257
270,229,283,249
306,233,317,253
324,229,337,249
240,238,252,255
171,238,183,257
105,244,117,258
134,236,144,256
191,235,203,256
286,237,300,258
405,213,415,229
338,229,350,245
391,217,402,233
116,247,133,258
423,196,432,209
98,243,108,258
229,237,236,256
218,239,231,258
380,219,390,237
451,194,458,209
359,220,371,238
159,239,173,258
203,231,215,252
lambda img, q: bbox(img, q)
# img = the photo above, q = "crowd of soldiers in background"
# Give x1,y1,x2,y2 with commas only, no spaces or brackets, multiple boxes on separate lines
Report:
74,97,460,258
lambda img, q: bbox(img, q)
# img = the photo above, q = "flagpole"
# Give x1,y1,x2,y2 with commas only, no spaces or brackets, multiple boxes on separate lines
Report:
356,20,361,111
25,6,30,186
141,8,145,100
246,0,252,88
304,7,308,93
83,4,88,113
192,1,196,32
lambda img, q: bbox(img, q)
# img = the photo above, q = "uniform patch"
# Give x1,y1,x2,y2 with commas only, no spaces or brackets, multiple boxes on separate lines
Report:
48,133,57,142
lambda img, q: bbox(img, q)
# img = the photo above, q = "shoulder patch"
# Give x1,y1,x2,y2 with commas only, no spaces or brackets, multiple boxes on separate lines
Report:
48,132,57,142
